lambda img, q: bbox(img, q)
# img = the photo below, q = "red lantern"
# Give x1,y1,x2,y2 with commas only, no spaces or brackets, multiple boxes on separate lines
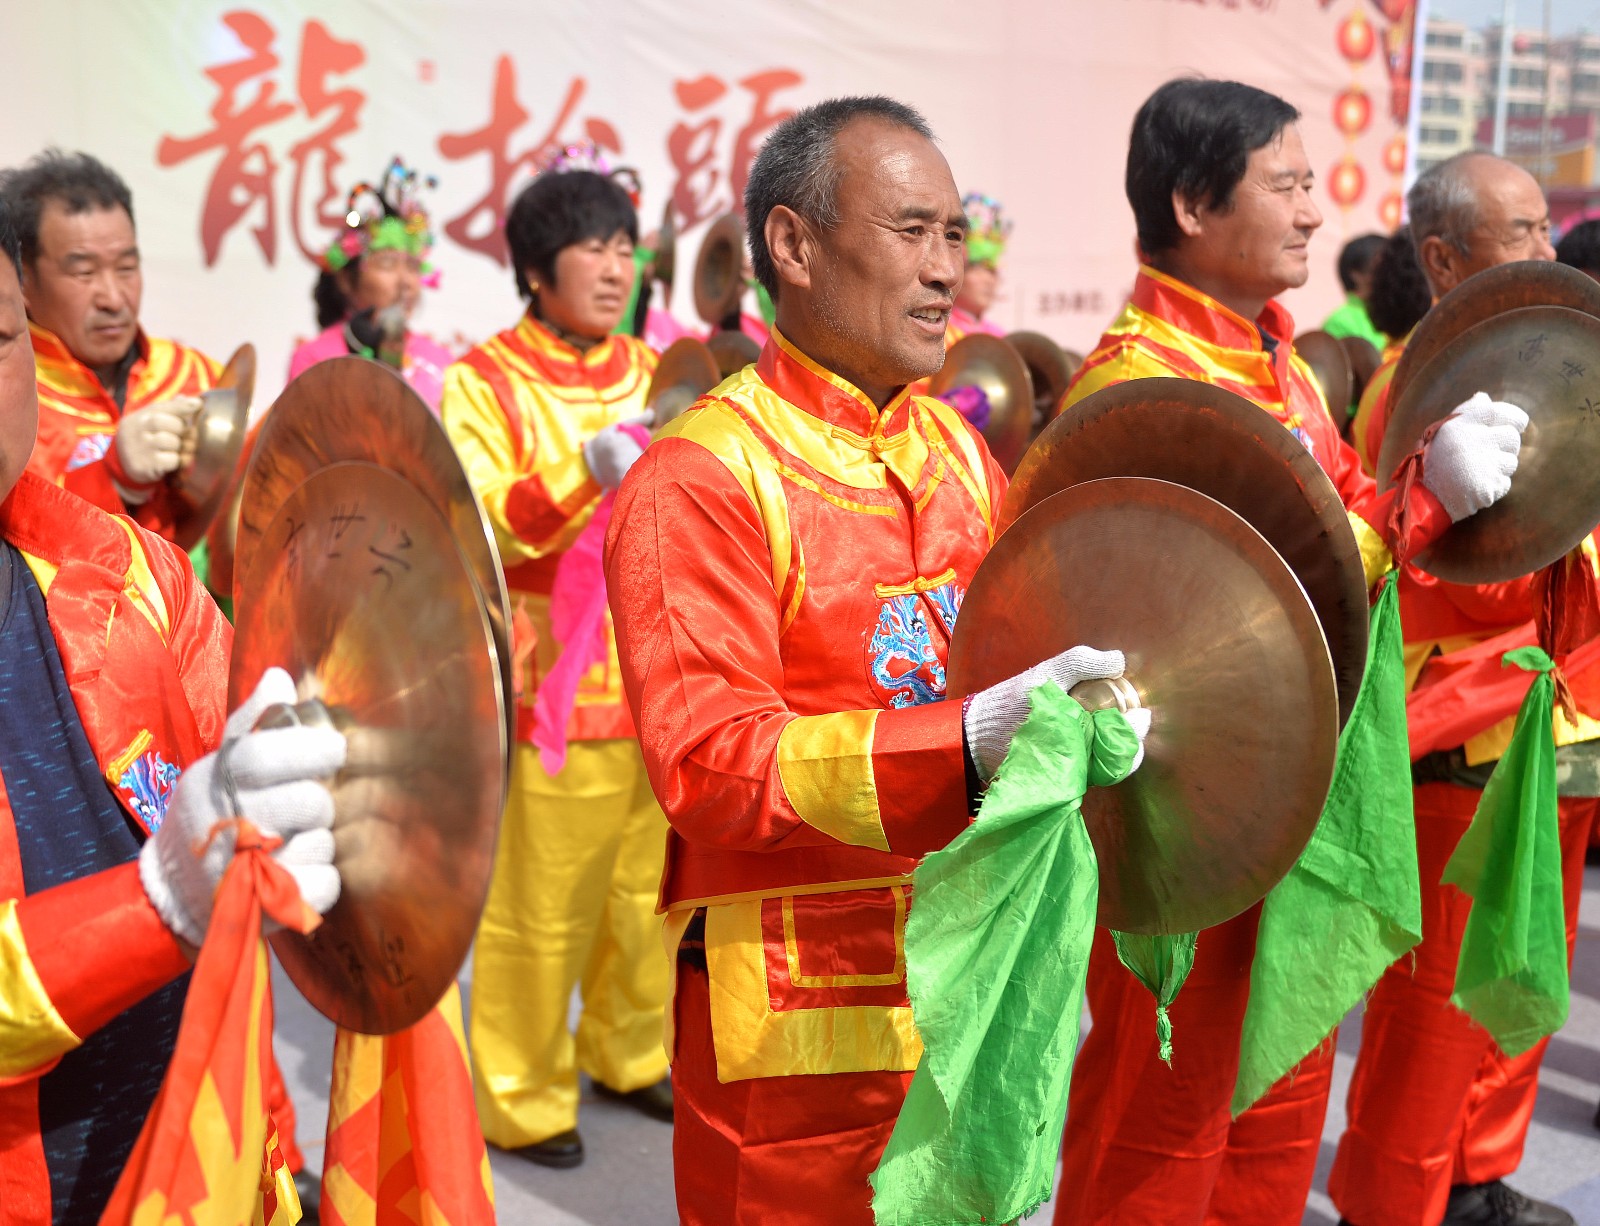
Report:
1339,11,1376,62
1383,134,1407,176
1328,157,1366,208
1334,87,1373,137
1379,192,1403,230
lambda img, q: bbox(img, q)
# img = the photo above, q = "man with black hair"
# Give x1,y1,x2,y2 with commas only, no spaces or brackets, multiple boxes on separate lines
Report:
1556,217,1600,280
0,194,343,1223
440,158,670,1170
0,150,221,541
1056,78,1528,1226
1328,151,1589,1226
604,95,1146,1223
1322,231,1387,349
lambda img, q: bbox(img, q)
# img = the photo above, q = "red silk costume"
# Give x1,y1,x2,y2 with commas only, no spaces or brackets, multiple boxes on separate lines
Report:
1328,334,1600,1226
1054,266,1449,1226
605,328,1005,1223
25,323,219,541
0,472,230,1224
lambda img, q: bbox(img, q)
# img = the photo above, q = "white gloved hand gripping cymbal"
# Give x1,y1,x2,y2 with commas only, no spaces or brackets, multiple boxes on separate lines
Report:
139,667,347,948
963,645,1152,784
114,395,204,486
582,410,655,491
1421,391,1530,523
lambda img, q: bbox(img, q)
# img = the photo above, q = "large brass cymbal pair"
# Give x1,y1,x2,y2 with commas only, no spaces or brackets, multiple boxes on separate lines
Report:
955,378,1354,935
1007,330,1082,440
1378,261,1600,584
233,358,511,1034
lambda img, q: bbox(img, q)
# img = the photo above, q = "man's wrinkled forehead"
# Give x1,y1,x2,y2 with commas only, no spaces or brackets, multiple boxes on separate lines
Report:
833,118,961,222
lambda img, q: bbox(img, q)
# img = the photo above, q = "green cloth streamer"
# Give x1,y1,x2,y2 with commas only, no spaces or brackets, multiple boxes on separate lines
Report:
869,685,1138,1226
1110,930,1197,1065
1442,646,1568,1057
1233,573,1421,1114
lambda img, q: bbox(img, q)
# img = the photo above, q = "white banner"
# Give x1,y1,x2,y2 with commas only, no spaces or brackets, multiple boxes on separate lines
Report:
2,0,1420,404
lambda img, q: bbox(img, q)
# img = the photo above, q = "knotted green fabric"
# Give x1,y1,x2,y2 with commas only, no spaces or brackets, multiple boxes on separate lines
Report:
1109,930,1196,1065
1233,574,1420,1114
1442,646,1568,1056
869,684,1138,1226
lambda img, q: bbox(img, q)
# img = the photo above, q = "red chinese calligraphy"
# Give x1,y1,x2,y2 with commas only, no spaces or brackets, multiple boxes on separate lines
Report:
289,21,366,262
156,10,295,265
157,10,369,267
437,56,620,266
666,69,803,229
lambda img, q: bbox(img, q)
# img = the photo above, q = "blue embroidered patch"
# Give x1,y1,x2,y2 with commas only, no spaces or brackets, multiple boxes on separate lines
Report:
66,433,113,473
867,581,965,709
119,751,181,832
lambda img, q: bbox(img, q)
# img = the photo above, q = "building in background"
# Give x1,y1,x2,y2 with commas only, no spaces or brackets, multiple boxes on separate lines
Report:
1418,16,1600,225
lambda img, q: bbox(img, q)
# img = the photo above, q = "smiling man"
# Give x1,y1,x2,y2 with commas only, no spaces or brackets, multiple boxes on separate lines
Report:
0,150,219,541
603,96,1146,1223
1055,78,1529,1226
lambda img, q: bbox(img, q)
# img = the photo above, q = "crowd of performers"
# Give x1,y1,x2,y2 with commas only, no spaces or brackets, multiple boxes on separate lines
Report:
0,68,1595,1226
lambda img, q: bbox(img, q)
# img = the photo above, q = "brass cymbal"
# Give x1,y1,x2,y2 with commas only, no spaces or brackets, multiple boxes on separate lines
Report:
1004,378,1368,727
172,343,256,550
648,337,722,430
236,357,513,770
1377,304,1600,583
1294,330,1353,425
948,477,1339,934
1388,259,1600,411
928,332,1034,474
655,200,678,298
1006,330,1081,435
705,328,761,380
233,464,503,1034
1342,334,1383,415
694,212,747,326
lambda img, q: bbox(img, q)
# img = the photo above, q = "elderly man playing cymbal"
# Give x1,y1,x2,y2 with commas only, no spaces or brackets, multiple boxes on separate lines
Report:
603,95,1149,1223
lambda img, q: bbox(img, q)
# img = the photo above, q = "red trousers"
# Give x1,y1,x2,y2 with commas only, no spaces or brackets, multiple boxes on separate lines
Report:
1056,906,1334,1225
671,957,913,1225
1328,785,1599,1226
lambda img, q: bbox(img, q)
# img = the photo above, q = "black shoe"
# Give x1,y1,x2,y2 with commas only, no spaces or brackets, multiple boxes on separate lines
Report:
293,1171,321,1223
508,1128,585,1169
594,1076,674,1122
1443,1181,1575,1226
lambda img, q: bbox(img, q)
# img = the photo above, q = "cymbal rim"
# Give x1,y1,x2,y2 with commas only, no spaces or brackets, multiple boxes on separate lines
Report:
171,343,257,550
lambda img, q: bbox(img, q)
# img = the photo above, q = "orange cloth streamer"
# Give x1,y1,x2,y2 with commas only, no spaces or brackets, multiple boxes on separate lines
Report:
100,821,314,1225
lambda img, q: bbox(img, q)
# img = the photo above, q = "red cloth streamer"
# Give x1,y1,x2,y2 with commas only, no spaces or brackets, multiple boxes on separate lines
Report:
101,821,317,1225
1534,547,1600,724
532,421,652,775
1383,417,1449,572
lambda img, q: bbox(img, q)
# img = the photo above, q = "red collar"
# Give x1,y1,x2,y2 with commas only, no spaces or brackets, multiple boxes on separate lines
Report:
0,472,132,573
28,322,150,400
1131,265,1297,353
753,327,913,437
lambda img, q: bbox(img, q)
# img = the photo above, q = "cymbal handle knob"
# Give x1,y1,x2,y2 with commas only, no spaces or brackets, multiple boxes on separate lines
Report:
1067,674,1143,715
255,697,342,732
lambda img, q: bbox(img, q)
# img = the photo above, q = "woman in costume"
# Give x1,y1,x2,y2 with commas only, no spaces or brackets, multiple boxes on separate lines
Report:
948,192,1010,341
439,143,671,1169
288,158,453,409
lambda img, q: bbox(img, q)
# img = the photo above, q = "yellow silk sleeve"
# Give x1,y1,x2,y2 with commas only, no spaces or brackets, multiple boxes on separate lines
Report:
441,362,540,568
775,711,889,852
0,900,80,1080
1348,511,1394,589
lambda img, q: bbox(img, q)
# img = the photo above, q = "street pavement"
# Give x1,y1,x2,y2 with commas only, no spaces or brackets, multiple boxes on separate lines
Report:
271,870,1600,1223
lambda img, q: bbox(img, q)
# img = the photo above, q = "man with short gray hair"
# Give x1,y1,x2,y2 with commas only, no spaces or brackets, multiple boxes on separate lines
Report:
605,95,1146,1221
1330,157,1592,1226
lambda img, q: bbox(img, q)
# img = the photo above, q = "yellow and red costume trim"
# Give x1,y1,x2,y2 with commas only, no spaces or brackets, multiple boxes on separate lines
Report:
0,473,230,1221
442,313,656,744
1065,266,1451,586
606,326,1005,1081
26,324,219,541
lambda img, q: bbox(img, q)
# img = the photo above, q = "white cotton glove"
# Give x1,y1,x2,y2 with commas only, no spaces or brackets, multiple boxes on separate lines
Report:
581,411,654,491
963,646,1150,784
113,395,203,485
140,668,347,948
1420,391,1529,523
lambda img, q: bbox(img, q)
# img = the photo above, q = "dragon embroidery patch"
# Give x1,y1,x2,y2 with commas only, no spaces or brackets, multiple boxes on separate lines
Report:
867,581,965,709
118,750,181,833
66,433,112,473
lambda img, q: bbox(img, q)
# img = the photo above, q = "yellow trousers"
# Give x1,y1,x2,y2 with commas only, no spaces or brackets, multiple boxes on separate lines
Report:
470,738,670,1147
